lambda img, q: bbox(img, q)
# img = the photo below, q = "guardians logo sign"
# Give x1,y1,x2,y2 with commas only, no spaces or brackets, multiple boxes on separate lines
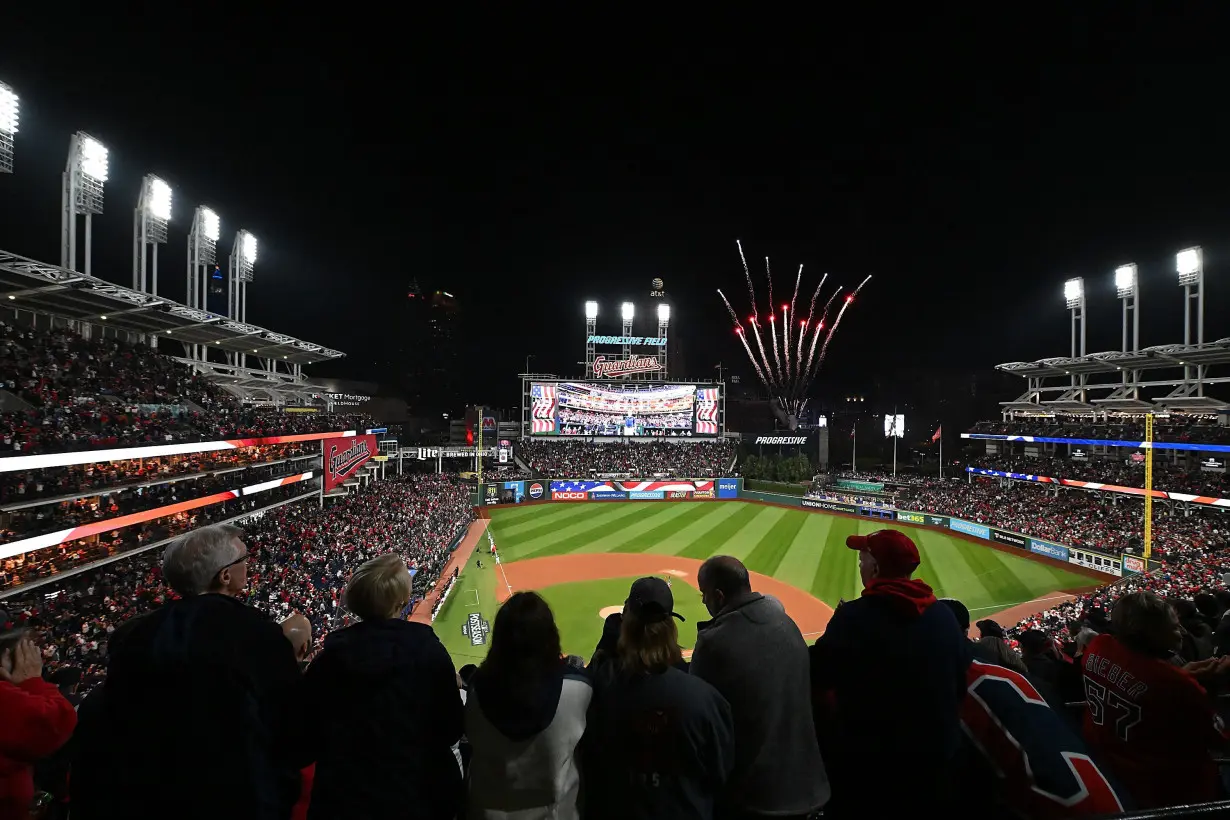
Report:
322,434,378,492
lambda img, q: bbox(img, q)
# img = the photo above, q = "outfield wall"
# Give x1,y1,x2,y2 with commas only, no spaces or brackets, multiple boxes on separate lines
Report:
478,476,1133,579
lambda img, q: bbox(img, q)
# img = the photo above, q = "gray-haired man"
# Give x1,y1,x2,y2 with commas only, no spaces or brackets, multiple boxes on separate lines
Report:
70,524,309,820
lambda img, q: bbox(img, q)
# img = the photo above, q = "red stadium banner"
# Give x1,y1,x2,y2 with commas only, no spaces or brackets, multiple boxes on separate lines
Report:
323,434,377,492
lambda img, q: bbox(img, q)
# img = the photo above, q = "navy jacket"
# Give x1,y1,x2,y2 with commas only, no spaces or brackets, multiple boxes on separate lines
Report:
298,618,463,820
809,578,969,813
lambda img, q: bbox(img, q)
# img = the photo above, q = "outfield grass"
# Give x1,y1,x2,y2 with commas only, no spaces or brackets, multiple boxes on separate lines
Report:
431,500,1093,666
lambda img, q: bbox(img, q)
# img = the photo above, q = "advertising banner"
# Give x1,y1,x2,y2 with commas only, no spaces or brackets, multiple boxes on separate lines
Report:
1122,555,1146,574
502,481,526,503
989,528,1028,549
895,510,927,525
801,498,855,514
483,484,501,505
323,434,377,493
552,491,588,500
591,490,628,500
835,479,886,493
949,518,991,541
628,490,665,500
1069,549,1122,577
717,478,740,499
549,479,715,497
1029,540,1070,562
526,481,546,501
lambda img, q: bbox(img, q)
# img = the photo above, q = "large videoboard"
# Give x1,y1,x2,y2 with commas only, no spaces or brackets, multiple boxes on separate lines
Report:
530,382,720,437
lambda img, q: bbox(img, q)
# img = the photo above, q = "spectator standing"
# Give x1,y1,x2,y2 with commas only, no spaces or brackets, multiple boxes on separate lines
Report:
585,577,735,820
1080,591,1230,808
70,524,309,820
809,530,967,816
0,630,76,820
296,553,463,820
691,556,829,820
465,592,591,820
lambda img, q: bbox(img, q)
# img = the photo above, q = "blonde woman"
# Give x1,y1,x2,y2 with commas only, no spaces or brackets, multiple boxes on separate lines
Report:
298,553,463,820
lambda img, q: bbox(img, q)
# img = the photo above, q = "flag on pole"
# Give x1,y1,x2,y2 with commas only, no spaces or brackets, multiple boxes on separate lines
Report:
850,427,856,438
931,426,942,443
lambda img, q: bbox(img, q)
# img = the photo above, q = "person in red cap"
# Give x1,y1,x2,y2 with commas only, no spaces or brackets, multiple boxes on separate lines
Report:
808,529,968,818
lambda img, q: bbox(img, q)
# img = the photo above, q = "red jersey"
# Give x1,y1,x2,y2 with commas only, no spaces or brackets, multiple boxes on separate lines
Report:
962,659,1125,818
1081,633,1227,808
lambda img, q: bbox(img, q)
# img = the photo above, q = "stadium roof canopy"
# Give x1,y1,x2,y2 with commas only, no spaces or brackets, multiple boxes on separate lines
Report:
0,248,344,366
995,340,1230,379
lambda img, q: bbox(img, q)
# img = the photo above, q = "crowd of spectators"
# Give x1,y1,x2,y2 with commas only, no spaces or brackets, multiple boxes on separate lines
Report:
519,438,735,477
0,443,314,505
0,318,376,455
971,453,1230,497
905,478,1226,559
0,472,473,693
971,413,1230,445
1,459,317,543
0,479,320,591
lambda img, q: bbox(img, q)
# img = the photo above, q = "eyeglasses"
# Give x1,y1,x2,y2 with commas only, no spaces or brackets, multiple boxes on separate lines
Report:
216,551,252,574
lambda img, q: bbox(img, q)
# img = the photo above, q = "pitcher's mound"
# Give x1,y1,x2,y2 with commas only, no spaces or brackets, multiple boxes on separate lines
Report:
598,605,623,620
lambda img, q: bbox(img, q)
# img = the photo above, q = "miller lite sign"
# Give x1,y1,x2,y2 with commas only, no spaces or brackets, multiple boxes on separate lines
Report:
593,354,663,379
322,434,377,492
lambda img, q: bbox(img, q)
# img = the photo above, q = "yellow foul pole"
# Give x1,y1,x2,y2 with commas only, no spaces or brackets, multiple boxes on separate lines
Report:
1143,413,1153,560
477,407,484,488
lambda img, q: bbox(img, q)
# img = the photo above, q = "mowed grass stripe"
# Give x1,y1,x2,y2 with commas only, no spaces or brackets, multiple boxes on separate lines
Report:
611,502,724,553
948,536,1036,605
517,503,680,560
574,502,708,554
676,502,765,560
496,502,638,551
772,512,831,591
743,509,810,577
810,515,861,604
494,503,600,542
709,505,786,562
645,502,743,556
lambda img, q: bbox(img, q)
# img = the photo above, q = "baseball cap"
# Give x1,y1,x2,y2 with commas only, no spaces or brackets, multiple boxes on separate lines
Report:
625,577,685,623
846,529,920,578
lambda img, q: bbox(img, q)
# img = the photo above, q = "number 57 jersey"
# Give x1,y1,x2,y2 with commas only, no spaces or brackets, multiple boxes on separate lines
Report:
1081,633,1228,809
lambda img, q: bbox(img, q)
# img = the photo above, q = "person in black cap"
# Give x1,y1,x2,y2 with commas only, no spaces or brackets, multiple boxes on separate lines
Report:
584,577,735,820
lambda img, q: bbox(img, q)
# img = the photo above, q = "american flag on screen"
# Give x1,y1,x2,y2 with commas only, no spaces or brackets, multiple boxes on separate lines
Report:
553,480,617,493
531,383,558,434
695,388,719,435
619,480,715,493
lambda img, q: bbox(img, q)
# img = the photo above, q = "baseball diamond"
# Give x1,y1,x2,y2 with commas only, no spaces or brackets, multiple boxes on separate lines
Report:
429,499,1098,666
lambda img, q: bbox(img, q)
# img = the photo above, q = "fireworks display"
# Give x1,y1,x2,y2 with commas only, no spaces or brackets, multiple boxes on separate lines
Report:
718,240,871,428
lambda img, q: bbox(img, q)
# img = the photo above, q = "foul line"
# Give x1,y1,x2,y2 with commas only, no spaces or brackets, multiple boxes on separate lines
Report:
968,593,1074,614
497,559,513,596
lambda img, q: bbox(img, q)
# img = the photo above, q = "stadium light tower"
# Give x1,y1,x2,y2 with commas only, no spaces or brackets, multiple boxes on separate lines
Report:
1114,263,1139,389
1064,277,1086,395
134,175,172,296
186,206,219,359
656,303,670,377
584,300,598,379
0,81,19,174
1177,246,1204,391
621,301,634,368
61,132,109,275
229,229,256,321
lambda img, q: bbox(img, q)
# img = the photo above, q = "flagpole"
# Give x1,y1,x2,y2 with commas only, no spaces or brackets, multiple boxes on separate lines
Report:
892,406,898,478
938,427,943,480
852,424,857,472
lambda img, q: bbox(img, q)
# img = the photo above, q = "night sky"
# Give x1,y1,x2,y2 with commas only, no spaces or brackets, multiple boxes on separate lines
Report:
3,10,1230,414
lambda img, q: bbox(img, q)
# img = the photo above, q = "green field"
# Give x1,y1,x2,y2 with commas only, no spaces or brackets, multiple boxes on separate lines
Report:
432,500,1093,666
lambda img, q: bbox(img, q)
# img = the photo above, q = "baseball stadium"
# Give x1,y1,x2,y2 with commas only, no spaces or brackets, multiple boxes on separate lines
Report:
3,77,1230,820
431,497,1100,666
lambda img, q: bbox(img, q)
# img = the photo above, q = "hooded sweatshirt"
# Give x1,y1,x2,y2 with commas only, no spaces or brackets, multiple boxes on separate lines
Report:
464,662,592,820
809,576,969,813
